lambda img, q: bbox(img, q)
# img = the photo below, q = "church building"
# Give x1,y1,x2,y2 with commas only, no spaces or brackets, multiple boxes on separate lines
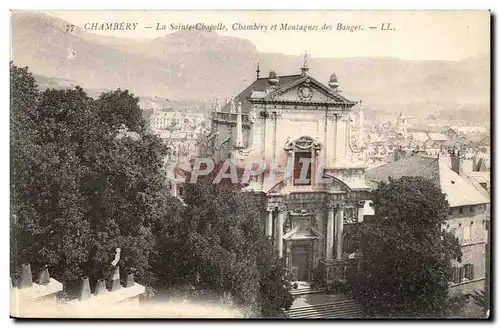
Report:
207,58,371,287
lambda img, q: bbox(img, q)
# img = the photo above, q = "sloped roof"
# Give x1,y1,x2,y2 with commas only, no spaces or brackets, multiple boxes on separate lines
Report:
366,155,440,188
438,161,489,206
475,158,489,171
221,75,303,113
366,154,489,207
477,136,490,146
427,133,448,141
409,132,430,142
467,172,490,199
220,73,356,113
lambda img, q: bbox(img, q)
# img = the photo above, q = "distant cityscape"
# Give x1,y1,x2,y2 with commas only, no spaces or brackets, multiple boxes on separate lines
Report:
139,97,490,172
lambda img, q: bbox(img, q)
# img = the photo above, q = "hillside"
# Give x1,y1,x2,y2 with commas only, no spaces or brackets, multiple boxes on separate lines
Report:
10,11,490,120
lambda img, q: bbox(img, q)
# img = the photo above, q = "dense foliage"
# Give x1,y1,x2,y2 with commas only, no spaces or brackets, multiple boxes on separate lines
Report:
10,63,291,315
10,62,169,289
154,175,293,316
353,176,462,317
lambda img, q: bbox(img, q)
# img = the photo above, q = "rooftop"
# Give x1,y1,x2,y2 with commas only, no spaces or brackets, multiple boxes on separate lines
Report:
220,71,357,113
366,154,489,207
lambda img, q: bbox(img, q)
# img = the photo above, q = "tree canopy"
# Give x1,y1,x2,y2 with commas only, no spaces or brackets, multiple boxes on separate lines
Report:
10,62,170,291
353,176,462,317
10,63,291,315
154,175,293,316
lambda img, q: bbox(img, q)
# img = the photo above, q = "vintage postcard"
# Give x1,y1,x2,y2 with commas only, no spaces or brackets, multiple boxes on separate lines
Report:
9,9,491,319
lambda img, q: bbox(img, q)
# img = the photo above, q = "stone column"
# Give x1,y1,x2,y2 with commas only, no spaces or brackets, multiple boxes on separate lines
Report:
326,202,335,261
235,102,243,148
276,205,286,258
285,242,292,269
336,204,345,260
265,207,273,237
285,149,294,188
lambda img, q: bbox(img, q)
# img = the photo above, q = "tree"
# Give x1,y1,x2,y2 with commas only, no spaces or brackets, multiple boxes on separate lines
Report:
10,62,40,278
353,176,462,317
154,173,292,316
10,63,172,292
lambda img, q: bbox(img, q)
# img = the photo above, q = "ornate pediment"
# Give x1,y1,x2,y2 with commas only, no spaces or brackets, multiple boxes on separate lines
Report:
264,76,357,106
284,135,322,151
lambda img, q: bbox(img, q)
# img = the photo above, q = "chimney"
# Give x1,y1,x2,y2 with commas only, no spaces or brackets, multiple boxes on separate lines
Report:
94,279,108,296
461,159,474,176
328,73,339,91
125,273,135,288
19,263,33,289
111,266,121,292
38,266,50,285
301,51,309,76
450,150,461,175
78,276,91,301
394,146,405,162
267,70,279,92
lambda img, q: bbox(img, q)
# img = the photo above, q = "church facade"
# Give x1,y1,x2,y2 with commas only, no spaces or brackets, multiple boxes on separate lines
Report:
207,61,371,286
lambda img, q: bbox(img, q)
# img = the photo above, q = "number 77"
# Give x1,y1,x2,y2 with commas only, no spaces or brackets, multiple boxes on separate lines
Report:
66,24,75,32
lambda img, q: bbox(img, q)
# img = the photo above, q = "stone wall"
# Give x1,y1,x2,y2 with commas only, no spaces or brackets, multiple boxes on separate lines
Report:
10,263,145,318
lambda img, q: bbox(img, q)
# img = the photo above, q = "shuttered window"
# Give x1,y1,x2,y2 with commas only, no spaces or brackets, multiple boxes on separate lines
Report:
451,267,460,283
451,264,474,284
464,264,475,280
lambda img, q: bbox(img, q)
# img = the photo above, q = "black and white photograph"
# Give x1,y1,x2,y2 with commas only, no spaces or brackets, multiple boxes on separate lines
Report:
8,9,491,319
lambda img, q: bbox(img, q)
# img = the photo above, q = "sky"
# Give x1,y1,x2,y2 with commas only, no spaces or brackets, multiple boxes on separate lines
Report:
41,10,490,61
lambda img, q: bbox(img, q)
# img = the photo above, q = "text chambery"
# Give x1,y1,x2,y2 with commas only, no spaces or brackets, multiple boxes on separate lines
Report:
84,22,139,30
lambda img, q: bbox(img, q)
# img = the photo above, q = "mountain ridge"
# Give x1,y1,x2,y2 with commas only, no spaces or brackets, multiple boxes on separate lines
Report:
11,11,490,120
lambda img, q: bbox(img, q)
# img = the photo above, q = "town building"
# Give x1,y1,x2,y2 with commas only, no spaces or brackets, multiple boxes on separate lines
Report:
366,151,490,296
148,109,211,158
396,108,412,134
207,58,371,287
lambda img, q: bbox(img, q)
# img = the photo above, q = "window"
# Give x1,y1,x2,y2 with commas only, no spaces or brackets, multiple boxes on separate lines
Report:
293,152,312,186
464,264,475,280
452,265,474,283
470,205,475,213
459,207,464,214
451,267,463,283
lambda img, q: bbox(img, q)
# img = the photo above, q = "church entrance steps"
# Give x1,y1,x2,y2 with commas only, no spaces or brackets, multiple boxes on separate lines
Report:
285,299,364,319
290,281,325,296
290,287,325,296
285,292,364,319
